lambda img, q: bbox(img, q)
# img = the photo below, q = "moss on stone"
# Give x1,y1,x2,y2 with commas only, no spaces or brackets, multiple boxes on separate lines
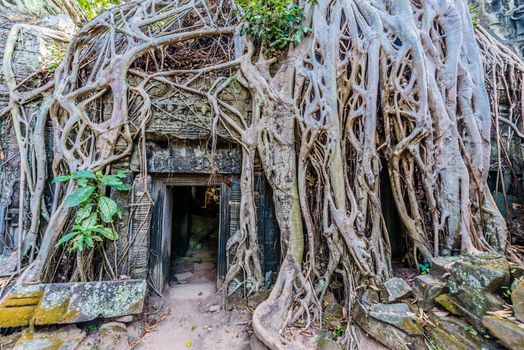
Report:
435,294,458,315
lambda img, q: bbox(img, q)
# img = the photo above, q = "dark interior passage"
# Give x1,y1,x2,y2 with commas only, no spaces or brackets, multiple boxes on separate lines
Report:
170,186,220,284
380,164,407,261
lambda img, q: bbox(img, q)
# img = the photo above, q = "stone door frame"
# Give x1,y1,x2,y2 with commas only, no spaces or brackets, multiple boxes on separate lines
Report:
148,174,233,293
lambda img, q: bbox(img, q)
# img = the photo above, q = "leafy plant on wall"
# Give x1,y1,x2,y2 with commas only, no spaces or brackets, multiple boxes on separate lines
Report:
53,170,128,251
237,0,313,52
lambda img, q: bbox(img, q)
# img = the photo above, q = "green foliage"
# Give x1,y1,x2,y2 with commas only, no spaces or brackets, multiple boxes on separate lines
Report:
501,285,512,299
332,324,344,338
468,4,479,28
53,169,128,251
418,259,430,275
237,0,313,52
47,43,65,73
464,325,478,336
77,0,121,20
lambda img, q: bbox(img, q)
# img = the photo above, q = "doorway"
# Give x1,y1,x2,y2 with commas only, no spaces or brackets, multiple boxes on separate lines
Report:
170,186,220,284
148,175,231,293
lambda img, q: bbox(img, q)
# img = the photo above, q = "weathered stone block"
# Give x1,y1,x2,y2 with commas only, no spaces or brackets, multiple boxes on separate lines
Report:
483,316,524,350
352,301,424,350
174,272,194,284
426,312,491,350
414,274,446,311
13,325,85,350
368,303,423,335
441,254,510,325
99,322,130,350
429,256,459,278
512,278,524,323
194,262,215,271
435,292,503,331
359,288,379,306
449,254,510,294
382,277,413,303
0,280,146,328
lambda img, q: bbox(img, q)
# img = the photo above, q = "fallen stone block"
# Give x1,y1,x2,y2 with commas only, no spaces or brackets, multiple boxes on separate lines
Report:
426,311,497,350
174,272,194,283
449,254,510,294
99,322,130,350
368,303,423,335
382,277,413,303
359,288,379,306
483,316,524,350
429,256,459,278
434,293,499,330
444,254,509,325
323,292,345,328
13,325,85,350
0,279,146,328
512,278,524,323
352,301,424,350
413,274,446,311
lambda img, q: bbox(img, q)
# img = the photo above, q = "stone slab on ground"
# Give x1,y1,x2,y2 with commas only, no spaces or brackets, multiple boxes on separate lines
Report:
99,322,130,350
382,277,413,303
483,316,524,350
13,325,85,350
368,303,423,335
426,312,494,350
443,254,509,327
352,301,425,350
174,272,194,284
430,256,459,277
414,274,446,311
449,254,510,294
0,279,146,327
512,278,524,323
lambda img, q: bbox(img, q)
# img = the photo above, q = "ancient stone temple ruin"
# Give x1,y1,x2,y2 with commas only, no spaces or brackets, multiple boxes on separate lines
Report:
2,0,524,349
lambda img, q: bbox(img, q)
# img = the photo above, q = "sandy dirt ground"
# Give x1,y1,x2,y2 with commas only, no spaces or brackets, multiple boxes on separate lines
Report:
138,282,256,350
136,282,385,350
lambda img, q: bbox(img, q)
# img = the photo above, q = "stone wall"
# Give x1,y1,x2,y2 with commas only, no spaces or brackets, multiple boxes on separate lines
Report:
477,0,524,57
0,13,47,256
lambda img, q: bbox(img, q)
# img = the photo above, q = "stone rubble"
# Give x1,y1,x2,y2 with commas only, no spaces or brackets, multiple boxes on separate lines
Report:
511,278,524,323
413,274,446,311
382,277,413,303
99,322,130,350
354,254,524,350
13,325,86,350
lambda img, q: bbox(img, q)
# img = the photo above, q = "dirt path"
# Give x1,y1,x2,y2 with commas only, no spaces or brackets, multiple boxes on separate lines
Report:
137,282,386,350
139,282,254,350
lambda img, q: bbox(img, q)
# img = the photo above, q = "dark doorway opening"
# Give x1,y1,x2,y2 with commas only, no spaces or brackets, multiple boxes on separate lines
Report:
380,164,407,262
170,186,220,285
